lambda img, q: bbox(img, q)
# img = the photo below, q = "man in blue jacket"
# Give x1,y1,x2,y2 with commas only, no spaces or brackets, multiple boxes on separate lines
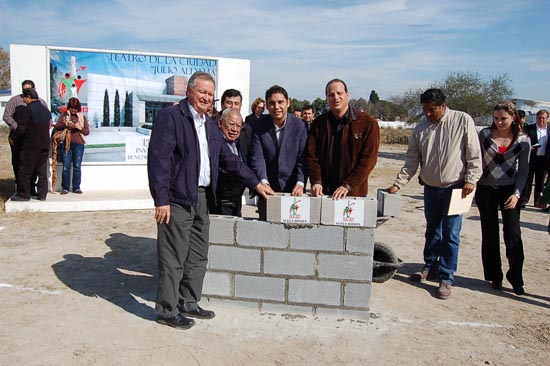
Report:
249,85,308,220
147,72,273,329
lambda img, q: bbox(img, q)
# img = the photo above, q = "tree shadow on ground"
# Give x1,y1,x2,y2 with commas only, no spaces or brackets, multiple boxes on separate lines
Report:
390,261,550,308
52,233,158,320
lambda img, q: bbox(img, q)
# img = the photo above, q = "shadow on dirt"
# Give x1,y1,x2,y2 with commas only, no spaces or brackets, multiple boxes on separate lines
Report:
52,233,158,320
390,261,550,308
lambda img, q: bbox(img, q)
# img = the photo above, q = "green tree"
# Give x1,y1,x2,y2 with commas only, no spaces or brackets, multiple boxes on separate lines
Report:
368,90,380,104
113,89,120,126
395,71,513,123
102,89,110,127
350,97,368,112
311,97,326,116
49,62,62,116
123,91,132,127
290,98,309,113
0,47,9,90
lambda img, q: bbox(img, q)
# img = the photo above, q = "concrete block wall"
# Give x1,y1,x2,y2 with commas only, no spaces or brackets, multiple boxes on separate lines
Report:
203,215,375,319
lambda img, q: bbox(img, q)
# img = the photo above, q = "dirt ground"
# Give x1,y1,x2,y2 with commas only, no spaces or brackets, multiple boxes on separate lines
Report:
0,127,548,366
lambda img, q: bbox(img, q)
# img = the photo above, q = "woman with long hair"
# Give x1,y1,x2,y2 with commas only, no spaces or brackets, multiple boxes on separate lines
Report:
475,101,530,295
54,97,90,194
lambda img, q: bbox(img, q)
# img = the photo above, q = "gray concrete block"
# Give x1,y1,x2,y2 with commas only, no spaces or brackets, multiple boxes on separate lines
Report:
234,275,286,301
343,282,372,308
377,189,401,217
289,225,344,251
266,193,321,224
209,215,237,245
205,297,261,312
236,219,289,248
203,271,232,297
346,228,375,254
318,254,373,281
261,302,314,317
208,245,261,273
288,279,341,306
264,250,316,276
315,307,370,320
320,196,377,228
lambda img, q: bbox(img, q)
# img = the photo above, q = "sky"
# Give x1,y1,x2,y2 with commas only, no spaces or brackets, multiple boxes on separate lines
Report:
1,0,549,106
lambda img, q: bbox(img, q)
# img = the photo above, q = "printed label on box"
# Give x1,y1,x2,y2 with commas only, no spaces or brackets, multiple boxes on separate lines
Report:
281,196,311,223
334,199,364,226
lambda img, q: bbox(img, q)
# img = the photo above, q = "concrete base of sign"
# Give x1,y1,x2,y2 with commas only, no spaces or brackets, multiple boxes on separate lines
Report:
5,189,154,213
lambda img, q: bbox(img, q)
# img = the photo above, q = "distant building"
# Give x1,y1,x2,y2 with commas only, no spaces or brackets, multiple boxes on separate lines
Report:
511,98,550,125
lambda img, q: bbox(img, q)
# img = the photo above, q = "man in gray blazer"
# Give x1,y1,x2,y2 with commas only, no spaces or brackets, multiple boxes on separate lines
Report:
249,85,309,219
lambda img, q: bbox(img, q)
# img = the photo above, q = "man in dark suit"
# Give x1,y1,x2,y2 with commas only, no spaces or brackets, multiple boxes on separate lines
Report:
208,108,247,216
147,72,273,330
521,109,549,207
249,85,308,220
11,88,51,201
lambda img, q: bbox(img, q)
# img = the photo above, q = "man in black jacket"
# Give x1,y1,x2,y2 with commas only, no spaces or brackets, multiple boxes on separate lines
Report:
208,108,247,216
11,88,51,201
521,109,549,207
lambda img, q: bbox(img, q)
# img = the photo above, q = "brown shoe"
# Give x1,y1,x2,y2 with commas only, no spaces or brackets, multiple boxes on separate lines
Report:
74,189,83,194
60,190,69,195
437,282,452,300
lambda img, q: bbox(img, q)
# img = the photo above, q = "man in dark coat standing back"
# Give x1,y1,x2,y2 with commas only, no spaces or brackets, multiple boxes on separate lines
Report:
11,88,51,201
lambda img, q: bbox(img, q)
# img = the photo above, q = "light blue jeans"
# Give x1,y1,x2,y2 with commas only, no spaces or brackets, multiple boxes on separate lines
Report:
423,184,463,284
61,142,85,192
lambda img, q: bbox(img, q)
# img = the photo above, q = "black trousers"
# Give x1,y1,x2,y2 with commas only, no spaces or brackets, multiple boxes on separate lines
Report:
17,145,49,200
155,188,210,318
475,185,524,287
522,155,548,205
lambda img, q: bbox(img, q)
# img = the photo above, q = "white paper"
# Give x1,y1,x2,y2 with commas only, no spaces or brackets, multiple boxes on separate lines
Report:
281,196,311,223
333,199,365,226
447,188,476,215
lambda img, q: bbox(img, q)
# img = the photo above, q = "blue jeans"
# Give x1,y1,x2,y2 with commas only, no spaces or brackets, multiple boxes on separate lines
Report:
423,184,463,284
61,142,85,192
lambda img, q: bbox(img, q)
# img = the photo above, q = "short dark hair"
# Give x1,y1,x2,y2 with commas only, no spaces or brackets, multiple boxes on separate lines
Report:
67,97,82,112
325,79,348,96
420,88,446,106
517,110,526,119
221,89,242,104
21,80,36,89
22,88,38,100
302,105,314,113
265,85,288,101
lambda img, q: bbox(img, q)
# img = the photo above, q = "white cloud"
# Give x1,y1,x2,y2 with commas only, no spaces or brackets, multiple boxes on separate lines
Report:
1,0,548,102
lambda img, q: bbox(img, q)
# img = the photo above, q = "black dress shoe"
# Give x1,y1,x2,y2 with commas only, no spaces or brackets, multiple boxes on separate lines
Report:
11,195,30,201
512,286,525,296
491,280,502,290
156,313,195,329
183,306,215,319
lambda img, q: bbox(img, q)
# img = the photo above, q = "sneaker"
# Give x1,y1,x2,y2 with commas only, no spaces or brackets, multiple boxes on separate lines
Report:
437,282,452,300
